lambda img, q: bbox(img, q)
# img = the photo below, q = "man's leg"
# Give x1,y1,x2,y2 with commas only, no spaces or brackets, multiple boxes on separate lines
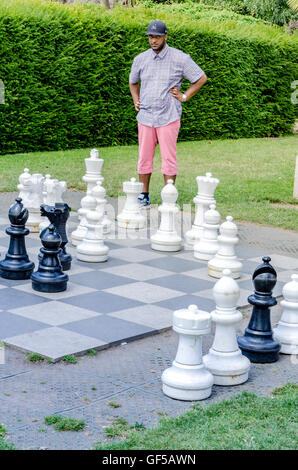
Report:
156,119,180,185
138,122,157,195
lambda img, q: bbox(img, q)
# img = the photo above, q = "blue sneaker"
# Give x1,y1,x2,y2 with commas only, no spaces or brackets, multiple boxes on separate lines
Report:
138,193,151,209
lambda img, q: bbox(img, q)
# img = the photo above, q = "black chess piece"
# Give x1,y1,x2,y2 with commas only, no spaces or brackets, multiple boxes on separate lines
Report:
39,203,72,270
31,224,68,293
0,197,35,280
238,256,281,363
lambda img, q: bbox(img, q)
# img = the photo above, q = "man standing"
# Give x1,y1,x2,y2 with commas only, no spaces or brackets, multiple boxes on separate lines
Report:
129,20,207,208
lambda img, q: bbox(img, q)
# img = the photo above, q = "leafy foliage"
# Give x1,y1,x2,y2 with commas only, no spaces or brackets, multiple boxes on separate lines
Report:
189,0,298,26
0,0,297,155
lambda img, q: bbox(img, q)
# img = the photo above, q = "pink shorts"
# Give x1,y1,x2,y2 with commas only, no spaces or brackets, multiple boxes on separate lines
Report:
138,119,181,175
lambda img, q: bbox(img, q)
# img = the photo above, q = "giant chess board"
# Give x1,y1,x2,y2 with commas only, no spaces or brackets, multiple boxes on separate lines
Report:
0,212,294,361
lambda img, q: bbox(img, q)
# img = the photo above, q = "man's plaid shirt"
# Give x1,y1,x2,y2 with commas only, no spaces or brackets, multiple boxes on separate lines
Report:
129,43,205,128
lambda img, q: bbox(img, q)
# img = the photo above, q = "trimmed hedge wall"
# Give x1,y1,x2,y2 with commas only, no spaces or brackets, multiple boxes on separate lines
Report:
0,0,297,154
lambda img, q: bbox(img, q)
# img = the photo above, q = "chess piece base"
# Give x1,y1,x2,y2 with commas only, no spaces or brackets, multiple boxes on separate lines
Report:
238,329,281,363
77,240,108,263
151,232,182,252
161,362,213,401
31,272,68,293
208,258,242,279
203,349,250,386
117,215,145,230
0,259,34,280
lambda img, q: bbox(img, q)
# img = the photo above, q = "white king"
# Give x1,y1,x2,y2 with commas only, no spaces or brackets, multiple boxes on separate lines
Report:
185,172,219,246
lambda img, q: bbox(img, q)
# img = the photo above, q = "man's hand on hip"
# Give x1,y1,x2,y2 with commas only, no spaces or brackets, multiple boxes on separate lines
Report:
170,87,184,102
134,99,140,111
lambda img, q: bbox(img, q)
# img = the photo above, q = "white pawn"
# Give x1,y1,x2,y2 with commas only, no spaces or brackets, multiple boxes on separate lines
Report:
26,173,45,232
151,180,182,252
203,269,250,385
83,148,104,194
17,168,32,208
71,192,96,246
185,172,219,246
117,177,145,229
161,304,214,401
274,274,298,354
77,209,109,263
208,216,242,279
92,180,112,234
194,203,220,261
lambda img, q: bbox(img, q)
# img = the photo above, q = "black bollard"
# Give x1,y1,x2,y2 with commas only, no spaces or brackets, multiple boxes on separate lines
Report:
0,197,35,280
238,256,281,363
31,224,68,293
39,203,72,270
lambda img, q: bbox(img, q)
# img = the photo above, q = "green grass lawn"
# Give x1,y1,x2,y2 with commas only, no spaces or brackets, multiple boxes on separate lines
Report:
94,383,298,450
0,136,297,229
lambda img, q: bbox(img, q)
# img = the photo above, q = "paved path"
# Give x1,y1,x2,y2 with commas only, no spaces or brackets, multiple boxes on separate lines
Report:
0,191,297,450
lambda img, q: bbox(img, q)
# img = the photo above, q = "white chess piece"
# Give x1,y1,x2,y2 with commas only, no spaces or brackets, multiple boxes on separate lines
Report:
53,180,67,204
83,148,104,194
194,203,220,261
39,178,68,232
92,180,112,234
208,216,242,279
117,177,145,229
17,168,32,208
71,192,96,246
150,180,182,252
185,173,219,246
203,269,250,385
274,274,298,354
76,209,109,262
26,173,45,232
161,304,214,401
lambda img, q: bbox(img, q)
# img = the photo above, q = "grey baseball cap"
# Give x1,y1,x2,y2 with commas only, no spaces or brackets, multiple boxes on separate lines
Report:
146,20,167,36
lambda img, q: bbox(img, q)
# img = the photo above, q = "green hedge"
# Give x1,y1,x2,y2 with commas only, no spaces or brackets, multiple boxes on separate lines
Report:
0,0,297,154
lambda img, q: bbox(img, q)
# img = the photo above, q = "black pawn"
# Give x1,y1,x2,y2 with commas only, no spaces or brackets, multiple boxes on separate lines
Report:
31,224,68,293
39,203,72,271
0,197,35,280
238,256,281,363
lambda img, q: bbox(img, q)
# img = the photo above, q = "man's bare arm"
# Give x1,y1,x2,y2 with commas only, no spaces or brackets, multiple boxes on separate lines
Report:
129,82,140,111
170,73,208,102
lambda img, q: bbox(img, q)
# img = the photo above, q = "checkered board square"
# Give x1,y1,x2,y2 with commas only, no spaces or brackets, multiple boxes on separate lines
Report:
0,217,293,361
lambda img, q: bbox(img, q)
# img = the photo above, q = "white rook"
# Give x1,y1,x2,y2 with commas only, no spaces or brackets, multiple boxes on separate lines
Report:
203,269,250,385
185,172,219,247
208,216,242,279
161,304,214,401
117,177,145,229
151,180,181,252
274,274,298,354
